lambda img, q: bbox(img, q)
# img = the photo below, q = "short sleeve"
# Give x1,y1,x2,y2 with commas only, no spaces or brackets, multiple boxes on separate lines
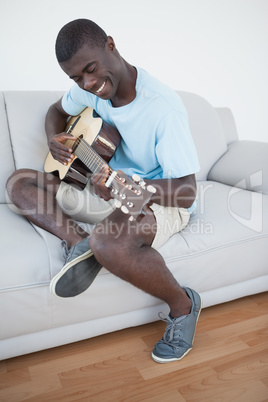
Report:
61,84,94,116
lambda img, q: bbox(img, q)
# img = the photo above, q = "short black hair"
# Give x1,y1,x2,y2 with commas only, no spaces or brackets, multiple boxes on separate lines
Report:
55,19,108,63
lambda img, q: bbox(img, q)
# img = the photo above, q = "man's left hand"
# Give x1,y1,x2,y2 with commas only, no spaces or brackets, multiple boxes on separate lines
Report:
90,165,112,201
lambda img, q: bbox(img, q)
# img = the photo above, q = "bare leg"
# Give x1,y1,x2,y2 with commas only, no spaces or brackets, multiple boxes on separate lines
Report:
6,168,88,248
89,207,191,317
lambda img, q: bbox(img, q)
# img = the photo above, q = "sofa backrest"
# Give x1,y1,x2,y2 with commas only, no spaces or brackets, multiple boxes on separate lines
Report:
178,91,227,181
215,107,239,145
0,93,15,203
4,91,65,174
2,90,229,202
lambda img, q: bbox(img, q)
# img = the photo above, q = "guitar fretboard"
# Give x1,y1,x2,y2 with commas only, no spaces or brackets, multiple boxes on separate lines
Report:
74,138,106,174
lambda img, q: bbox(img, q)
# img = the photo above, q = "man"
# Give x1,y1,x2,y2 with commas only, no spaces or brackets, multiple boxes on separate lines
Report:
7,19,201,363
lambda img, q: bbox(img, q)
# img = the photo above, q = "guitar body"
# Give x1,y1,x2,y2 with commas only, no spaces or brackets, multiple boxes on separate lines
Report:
44,107,155,219
44,108,121,189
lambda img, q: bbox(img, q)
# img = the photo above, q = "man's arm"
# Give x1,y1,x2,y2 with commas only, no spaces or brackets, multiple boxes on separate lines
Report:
45,99,76,166
91,165,197,209
145,174,197,209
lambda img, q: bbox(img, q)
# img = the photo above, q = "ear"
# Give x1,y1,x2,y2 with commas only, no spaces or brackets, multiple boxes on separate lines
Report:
107,36,115,51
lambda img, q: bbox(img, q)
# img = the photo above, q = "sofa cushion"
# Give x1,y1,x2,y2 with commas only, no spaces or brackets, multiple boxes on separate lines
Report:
35,181,268,329
0,204,53,340
4,91,64,171
0,205,62,290
178,91,227,181
0,93,15,203
215,107,239,145
159,181,268,292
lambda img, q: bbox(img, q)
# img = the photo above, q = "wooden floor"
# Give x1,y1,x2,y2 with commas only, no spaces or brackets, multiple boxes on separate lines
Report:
0,293,267,402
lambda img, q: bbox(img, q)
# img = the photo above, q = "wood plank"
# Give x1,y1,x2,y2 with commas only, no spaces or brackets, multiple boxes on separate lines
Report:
179,377,268,402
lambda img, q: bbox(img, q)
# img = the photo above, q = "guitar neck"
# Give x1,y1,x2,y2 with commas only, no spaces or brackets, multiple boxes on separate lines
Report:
74,138,107,174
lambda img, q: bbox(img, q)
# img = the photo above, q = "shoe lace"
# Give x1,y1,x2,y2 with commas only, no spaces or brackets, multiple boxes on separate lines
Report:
158,312,186,345
61,240,70,263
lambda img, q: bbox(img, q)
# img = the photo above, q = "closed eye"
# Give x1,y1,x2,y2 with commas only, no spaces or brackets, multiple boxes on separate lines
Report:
87,65,97,74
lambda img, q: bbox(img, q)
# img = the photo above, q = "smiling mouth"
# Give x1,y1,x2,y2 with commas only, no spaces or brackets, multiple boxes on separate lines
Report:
95,81,106,94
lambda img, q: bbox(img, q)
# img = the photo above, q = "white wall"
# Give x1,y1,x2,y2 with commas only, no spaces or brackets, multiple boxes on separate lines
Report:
1,0,267,143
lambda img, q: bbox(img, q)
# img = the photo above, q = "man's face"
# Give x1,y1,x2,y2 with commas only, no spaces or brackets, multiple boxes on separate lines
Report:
60,38,120,100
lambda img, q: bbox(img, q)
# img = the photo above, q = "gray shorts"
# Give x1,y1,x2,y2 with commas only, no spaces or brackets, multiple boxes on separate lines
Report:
56,181,190,250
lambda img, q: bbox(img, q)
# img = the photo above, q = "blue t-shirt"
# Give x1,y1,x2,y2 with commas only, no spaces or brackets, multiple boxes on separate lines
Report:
62,67,200,210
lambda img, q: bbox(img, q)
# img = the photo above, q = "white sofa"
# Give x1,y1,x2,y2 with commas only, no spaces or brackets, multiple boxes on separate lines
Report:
1,90,267,360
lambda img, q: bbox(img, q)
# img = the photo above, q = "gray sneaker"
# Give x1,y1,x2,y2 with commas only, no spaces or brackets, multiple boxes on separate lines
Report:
50,237,102,298
152,287,202,363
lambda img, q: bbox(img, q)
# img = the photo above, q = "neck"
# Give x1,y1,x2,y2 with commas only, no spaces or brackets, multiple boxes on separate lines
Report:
110,61,137,107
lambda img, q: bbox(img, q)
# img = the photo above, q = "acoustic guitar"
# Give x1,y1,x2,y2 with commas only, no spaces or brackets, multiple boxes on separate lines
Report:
44,108,155,220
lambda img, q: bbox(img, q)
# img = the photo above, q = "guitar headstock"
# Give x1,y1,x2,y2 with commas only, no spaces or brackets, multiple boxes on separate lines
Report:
107,171,156,220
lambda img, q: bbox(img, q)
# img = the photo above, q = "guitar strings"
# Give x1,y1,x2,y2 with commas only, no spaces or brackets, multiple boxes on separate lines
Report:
74,138,140,193
77,141,134,190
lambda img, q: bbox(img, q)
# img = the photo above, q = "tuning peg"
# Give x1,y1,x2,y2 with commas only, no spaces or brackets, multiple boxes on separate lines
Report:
129,216,134,221
147,185,156,194
114,199,122,208
121,205,129,214
132,174,141,182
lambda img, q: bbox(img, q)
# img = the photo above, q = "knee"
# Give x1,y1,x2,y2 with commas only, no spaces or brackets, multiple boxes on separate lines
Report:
90,225,124,265
89,228,110,264
90,221,141,268
6,169,36,200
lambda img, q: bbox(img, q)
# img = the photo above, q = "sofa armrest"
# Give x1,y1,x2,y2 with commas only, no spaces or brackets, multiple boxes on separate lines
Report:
207,140,268,195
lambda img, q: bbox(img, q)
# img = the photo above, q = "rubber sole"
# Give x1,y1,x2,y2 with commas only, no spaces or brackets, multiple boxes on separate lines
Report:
50,251,102,297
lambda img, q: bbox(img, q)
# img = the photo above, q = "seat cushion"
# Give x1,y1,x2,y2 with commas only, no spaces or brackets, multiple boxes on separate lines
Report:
0,204,64,290
159,181,268,292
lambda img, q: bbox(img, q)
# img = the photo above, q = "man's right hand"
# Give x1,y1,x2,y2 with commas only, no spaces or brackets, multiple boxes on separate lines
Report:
49,133,76,166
